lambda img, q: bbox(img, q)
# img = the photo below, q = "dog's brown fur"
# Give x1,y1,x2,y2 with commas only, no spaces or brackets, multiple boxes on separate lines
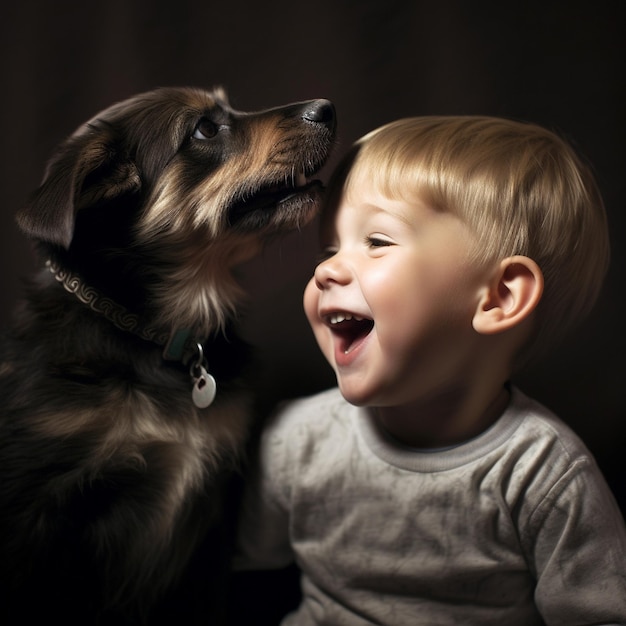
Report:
0,87,335,625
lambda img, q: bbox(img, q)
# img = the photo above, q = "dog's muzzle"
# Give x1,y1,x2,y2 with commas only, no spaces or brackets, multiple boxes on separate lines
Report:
227,98,336,230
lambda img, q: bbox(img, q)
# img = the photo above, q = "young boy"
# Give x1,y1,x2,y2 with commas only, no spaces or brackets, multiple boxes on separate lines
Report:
233,117,626,625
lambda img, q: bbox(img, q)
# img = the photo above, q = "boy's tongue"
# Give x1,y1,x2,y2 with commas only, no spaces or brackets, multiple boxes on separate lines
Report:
333,318,374,354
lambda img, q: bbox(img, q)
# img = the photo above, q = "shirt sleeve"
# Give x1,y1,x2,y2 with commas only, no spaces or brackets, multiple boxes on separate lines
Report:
232,406,296,572
522,456,626,624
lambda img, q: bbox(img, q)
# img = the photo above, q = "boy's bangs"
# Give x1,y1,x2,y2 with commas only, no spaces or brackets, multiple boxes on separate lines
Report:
344,139,440,208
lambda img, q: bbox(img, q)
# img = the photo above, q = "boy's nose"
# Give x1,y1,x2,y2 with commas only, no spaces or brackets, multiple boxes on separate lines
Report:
314,254,351,289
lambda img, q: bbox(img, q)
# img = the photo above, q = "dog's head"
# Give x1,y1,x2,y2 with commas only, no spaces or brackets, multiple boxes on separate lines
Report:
18,87,336,246
16,87,336,333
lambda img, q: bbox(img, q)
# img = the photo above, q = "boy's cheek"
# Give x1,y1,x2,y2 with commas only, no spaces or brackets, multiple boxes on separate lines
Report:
302,278,319,325
303,279,333,361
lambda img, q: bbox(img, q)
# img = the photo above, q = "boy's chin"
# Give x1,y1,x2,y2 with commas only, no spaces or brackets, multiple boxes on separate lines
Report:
336,377,377,408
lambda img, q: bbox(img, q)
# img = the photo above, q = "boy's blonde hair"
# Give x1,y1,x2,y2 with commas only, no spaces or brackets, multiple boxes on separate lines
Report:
331,116,609,356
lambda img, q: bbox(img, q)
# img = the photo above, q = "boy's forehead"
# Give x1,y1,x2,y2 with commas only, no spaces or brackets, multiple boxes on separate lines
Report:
319,176,424,239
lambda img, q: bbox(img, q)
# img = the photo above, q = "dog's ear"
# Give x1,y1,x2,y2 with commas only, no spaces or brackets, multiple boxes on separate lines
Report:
16,126,141,249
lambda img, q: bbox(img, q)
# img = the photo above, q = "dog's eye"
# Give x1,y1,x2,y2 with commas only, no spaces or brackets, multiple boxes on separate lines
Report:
193,118,218,140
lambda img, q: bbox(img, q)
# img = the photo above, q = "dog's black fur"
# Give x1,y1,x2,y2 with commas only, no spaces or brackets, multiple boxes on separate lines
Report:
0,87,335,625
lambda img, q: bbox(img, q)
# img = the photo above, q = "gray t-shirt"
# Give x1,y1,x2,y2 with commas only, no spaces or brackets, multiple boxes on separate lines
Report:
235,386,626,625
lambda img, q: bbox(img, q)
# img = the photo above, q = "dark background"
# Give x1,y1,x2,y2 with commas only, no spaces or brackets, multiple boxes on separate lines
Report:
1,0,623,513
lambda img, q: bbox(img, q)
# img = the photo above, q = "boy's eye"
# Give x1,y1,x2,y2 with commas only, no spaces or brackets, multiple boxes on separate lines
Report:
365,235,393,248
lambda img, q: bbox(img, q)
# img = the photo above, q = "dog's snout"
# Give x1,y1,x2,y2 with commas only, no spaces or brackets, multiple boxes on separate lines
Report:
302,99,336,131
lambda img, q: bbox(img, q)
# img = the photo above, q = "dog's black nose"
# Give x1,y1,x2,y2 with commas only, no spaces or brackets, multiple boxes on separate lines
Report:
302,99,336,131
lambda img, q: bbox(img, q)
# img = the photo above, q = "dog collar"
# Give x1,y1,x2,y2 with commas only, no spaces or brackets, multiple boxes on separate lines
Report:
45,258,217,408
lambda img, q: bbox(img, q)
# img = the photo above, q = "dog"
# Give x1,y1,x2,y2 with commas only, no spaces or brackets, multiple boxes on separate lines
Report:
0,86,335,625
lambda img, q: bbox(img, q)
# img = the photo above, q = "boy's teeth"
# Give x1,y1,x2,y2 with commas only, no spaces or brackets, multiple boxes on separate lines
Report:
330,313,363,324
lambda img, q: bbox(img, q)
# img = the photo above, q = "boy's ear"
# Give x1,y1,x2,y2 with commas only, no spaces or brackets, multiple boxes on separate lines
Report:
472,256,544,335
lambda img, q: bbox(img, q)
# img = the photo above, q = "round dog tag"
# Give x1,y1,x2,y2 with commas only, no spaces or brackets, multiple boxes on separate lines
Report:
192,366,217,409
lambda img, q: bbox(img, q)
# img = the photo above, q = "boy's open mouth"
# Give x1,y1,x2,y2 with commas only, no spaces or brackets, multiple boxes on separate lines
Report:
327,312,374,354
